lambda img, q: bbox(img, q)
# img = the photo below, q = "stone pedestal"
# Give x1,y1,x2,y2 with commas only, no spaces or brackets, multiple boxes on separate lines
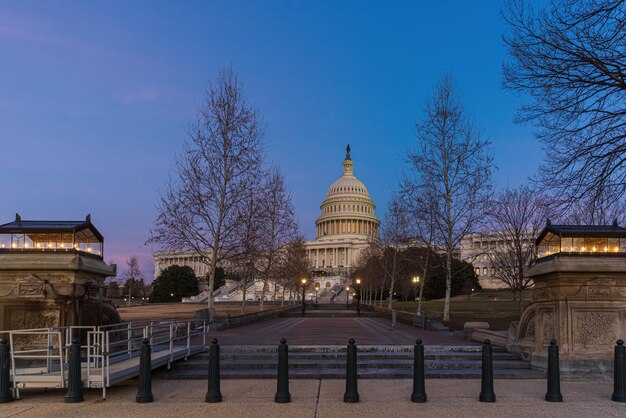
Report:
510,256,626,379
0,252,120,332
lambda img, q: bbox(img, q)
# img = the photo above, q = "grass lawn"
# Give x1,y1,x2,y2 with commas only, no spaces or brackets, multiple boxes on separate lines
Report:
388,293,531,331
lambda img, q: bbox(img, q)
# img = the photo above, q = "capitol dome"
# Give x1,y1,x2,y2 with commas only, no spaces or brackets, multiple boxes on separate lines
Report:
315,146,380,240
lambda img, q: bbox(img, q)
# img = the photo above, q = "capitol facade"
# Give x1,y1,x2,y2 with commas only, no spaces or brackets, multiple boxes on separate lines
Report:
305,146,380,292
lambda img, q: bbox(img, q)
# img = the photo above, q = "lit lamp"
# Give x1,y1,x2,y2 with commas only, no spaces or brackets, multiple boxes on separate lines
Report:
314,283,320,307
413,276,420,301
301,278,308,317
345,286,350,309
354,278,362,315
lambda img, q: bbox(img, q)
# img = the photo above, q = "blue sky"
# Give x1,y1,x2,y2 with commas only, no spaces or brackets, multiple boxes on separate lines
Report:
0,1,543,278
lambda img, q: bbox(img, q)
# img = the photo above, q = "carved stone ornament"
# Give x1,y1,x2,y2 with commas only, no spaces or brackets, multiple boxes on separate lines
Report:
588,286,611,299
17,275,47,297
612,287,626,299
586,277,615,286
534,288,548,300
539,310,554,347
573,311,620,352
9,309,60,349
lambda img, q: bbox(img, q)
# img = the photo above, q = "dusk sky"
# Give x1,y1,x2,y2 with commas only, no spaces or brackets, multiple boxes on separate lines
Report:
0,1,544,278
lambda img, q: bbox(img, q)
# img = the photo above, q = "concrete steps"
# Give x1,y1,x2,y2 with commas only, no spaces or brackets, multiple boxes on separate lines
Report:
280,310,381,318
162,344,543,380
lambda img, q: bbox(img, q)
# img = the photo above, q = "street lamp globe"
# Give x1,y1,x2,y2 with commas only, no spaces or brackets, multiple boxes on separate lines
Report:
301,278,308,286
356,278,361,285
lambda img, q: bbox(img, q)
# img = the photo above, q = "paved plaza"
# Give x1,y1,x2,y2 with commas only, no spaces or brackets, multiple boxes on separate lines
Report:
214,314,469,345
3,379,624,417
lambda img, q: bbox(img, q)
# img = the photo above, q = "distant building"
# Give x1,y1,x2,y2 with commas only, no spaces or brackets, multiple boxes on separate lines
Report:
153,250,210,280
304,145,380,291
459,231,534,289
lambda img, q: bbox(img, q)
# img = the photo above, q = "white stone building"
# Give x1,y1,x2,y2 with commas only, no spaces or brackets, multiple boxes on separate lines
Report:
304,146,380,293
153,250,210,280
459,231,535,290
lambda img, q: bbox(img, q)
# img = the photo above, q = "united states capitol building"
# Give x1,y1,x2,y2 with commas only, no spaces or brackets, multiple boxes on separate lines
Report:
153,146,519,301
154,146,380,302
304,146,379,294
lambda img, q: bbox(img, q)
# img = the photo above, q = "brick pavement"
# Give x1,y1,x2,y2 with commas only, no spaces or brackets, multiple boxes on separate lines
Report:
214,314,470,345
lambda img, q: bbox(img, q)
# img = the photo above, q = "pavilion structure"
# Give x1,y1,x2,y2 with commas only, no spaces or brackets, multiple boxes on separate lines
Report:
510,220,626,377
0,214,119,331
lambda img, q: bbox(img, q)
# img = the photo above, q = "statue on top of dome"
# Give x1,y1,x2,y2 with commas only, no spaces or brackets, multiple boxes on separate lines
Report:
346,144,351,161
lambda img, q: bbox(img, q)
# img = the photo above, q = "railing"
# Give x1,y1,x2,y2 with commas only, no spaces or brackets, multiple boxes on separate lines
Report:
7,319,210,399
9,329,65,397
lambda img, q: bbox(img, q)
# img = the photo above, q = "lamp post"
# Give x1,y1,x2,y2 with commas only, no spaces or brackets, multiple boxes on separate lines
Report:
354,278,361,315
345,286,350,309
301,278,308,317
315,284,320,308
413,276,420,301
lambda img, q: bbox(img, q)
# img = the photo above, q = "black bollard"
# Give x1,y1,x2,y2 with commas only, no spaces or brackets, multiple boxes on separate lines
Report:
479,339,496,402
65,337,84,403
136,338,154,403
0,338,12,403
205,338,222,403
275,338,291,403
612,339,626,402
343,338,359,403
411,338,427,403
545,339,563,402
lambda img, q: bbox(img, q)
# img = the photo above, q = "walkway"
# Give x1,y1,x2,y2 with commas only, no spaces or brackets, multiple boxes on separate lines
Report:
3,379,622,417
215,315,469,345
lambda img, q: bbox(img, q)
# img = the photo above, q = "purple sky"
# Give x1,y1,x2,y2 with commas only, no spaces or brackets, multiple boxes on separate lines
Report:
0,1,543,279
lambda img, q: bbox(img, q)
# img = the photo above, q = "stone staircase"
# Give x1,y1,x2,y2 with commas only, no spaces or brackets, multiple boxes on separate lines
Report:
279,303,381,318
162,344,543,379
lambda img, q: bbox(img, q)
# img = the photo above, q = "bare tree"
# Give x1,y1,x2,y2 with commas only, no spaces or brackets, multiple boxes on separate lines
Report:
121,256,145,305
559,193,626,226
400,184,438,315
503,0,626,207
231,187,263,313
275,237,310,307
256,168,299,309
353,242,384,306
148,68,264,321
487,186,553,313
381,193,411,310
407,74,493,321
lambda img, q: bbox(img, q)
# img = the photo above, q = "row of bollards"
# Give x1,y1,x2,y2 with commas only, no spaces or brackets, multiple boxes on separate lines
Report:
2,337,626,403
200,337,626,404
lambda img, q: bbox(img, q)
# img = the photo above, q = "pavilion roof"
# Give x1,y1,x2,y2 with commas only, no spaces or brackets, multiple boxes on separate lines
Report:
535,220,626,245
0,214,103,242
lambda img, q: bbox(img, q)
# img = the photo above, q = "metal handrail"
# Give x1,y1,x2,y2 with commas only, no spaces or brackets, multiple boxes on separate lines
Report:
9,330,65,399
8,319,210,400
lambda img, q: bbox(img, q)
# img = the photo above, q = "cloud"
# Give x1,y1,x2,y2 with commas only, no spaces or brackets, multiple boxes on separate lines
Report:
120,87,165,104
0,11,123,61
